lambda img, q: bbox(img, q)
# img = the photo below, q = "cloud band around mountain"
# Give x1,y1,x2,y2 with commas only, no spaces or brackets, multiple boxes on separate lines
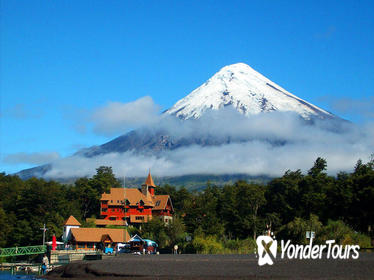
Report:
44,110,374,179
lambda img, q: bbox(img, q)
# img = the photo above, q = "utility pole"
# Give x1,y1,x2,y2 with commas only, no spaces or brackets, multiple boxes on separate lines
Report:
40,224,48,245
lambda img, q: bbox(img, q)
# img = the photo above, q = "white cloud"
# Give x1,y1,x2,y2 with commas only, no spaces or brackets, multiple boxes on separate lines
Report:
91,96,161,136
4,152,60,165
44,110,374,179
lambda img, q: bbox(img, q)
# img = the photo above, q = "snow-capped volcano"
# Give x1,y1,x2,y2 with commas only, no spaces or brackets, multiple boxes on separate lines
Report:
17,62,346,182
165,63,333,120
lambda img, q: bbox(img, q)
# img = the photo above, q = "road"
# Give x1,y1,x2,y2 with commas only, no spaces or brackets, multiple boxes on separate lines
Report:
45,253,374,279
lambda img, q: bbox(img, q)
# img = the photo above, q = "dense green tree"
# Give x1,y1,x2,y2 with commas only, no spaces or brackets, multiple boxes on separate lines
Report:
308,157,327,177
219,184,239,239
0,205,11,247
351,159,374,234
278,214,322,244
70,166,123,220
266,170,303,225
72,178,99,220
91,166,121,194
140,218,169,248
166,217,187,247
234,181,266,239
183,185,225,237
300,158,333,221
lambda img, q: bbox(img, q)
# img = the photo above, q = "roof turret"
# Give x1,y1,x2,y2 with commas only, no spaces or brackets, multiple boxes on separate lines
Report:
143,171,156,188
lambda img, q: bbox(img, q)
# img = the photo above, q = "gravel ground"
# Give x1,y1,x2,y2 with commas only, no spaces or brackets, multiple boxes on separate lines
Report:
45,253,374,279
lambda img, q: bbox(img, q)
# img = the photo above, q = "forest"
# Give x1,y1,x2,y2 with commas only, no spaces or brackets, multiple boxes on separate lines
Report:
0,157,373,254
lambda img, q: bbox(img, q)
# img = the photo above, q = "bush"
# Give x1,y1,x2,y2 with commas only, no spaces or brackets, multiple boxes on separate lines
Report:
224,239,241,252
237,238,256,254
192,235,223,254
222,238,256,254
278,215,322,244
317,220,372,247
191,235,256,254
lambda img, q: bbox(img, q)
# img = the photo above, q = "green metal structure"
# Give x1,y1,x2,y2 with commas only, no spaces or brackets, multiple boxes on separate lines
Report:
0,245,47,257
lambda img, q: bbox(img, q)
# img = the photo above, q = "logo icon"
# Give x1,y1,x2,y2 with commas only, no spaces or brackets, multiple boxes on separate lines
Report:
256,235,277,266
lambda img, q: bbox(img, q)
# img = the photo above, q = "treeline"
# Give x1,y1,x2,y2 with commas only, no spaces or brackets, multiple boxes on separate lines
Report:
147,157,373,252
0,166,120,247
0,158,373,253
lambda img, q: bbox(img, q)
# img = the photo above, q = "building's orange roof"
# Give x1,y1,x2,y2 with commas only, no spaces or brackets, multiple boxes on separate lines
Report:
70,228,130,243
94,219,127,226
101,188,125,206
143,171,156,188
125,188,154,206
152,195,173,211
100,188,154,207
64,215,81,226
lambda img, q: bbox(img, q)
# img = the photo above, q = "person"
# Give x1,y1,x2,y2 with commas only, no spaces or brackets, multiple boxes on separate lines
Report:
41,263,46,275
42,254,49,274
173,244,178,254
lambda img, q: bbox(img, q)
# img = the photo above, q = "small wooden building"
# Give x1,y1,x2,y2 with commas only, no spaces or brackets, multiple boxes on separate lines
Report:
68,225,130,251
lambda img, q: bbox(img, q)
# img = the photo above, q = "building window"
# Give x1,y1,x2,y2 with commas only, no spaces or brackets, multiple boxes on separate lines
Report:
155,200,161,206
87,243,94,248
78,243,85,249
102,208,107,212
135,216,144,221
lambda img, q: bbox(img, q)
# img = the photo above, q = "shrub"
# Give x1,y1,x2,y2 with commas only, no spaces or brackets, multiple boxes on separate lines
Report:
317,220,371,247
192,235,223,254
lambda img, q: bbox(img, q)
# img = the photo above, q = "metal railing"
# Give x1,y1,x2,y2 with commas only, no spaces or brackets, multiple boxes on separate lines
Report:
0,245,47,257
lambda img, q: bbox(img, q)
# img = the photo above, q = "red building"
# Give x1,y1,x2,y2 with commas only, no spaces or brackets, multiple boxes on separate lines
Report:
99,172,174,225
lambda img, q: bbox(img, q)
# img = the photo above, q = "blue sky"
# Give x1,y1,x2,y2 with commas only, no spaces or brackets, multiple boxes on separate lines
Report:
1,0,373,174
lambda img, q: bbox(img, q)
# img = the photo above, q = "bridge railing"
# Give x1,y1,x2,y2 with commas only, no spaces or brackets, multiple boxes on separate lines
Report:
0,245,47,257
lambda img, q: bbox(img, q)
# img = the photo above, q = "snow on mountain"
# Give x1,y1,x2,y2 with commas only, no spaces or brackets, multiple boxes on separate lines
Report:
165,63,333,120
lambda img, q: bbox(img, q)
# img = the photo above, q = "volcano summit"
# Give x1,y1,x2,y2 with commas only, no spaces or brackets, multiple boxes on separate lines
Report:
165,63,333,120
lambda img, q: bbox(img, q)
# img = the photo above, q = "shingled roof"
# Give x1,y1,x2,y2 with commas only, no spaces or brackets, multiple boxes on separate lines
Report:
70,228,130,243
100,188,154,207
153,195,173,211
64,215,81,226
